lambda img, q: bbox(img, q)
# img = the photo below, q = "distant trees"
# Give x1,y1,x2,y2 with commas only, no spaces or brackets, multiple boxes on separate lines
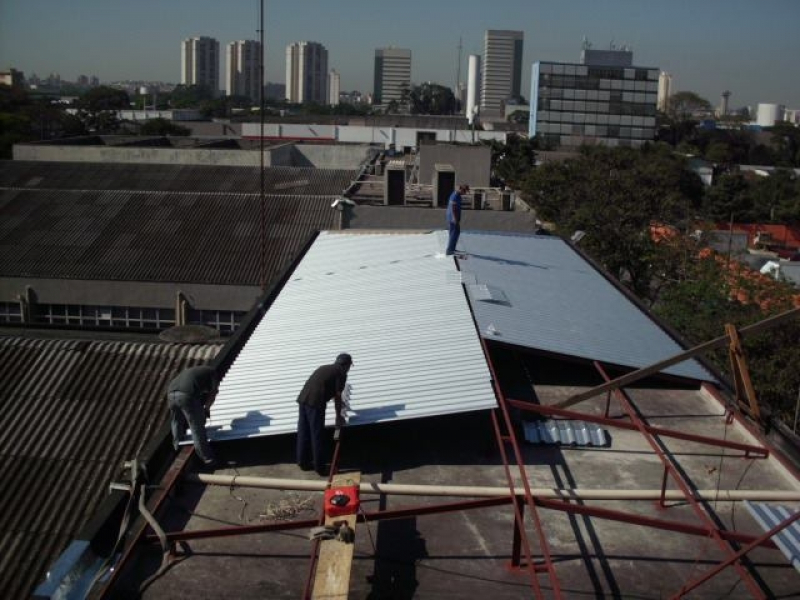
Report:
76,86,130,133
668,90,712,121
407,83,456,115
485,135,537,187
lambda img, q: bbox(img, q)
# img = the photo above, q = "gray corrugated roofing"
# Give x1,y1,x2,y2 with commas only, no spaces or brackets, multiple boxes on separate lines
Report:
0,161,356,196
455,231,714,381
744,501,800,572
0,189,338,285
0,336,220,599
209,231,497,441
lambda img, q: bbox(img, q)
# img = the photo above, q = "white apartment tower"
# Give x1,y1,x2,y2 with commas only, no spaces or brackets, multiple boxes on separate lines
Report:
226,40,262,103
329,69,340,106
373,48,412,105
481,30,524,115
657,71,672,113
181,36,220,94
285,42,328,104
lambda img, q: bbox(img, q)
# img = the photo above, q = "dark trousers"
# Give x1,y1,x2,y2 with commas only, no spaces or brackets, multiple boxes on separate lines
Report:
446,221,460,255
297,402,327,471
168,390,215,463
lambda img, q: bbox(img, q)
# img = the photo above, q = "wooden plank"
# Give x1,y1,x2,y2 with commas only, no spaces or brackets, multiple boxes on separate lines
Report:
312,472,361,600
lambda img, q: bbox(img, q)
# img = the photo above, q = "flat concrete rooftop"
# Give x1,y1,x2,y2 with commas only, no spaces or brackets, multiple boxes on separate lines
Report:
110,362,800,599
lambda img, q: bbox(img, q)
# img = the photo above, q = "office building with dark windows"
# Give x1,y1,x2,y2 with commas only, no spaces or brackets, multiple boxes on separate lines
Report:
529,54,659,148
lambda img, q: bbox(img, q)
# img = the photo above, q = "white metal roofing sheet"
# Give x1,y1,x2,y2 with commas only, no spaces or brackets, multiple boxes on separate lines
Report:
454,231,714,382
209,231,497,441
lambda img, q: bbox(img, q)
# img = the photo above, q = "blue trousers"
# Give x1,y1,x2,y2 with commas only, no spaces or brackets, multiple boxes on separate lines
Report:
446,222,460,255
297,403,327,472
168,390,215,463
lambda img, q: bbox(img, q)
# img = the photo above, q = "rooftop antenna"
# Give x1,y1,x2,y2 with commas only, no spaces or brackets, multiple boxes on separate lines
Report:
581,35,592,50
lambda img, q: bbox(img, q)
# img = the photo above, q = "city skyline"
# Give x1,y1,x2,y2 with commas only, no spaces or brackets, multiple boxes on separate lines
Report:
2,0,800,109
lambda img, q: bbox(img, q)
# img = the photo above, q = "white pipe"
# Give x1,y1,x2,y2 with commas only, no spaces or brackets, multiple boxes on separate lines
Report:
187,474,800,502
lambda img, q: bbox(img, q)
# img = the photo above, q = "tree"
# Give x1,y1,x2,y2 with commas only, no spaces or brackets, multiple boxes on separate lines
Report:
523,145,702,299
668,91,712,121
139,118,190,136
701,171,754,222
770,121,800,167
167,84,216,109
408,83,456,115
76,86,130,133
485,135,537,187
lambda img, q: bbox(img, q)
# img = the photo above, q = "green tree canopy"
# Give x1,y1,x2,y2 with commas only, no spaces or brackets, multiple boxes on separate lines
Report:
76,86,130,133
668,90,712,120
485,135,537,187
408,83,456,115
523,144,702,299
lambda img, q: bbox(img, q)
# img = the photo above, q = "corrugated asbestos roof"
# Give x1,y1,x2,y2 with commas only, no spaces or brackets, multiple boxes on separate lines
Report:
455,231,714,381
0,336,220,599
209,231,497,440
0,161,356,196
0,189,338,285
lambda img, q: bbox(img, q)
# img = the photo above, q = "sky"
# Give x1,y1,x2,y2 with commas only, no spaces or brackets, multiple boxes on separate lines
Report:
1,0,799,109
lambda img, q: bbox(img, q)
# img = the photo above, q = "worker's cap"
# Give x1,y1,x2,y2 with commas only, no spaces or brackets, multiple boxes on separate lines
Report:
335,353,353,367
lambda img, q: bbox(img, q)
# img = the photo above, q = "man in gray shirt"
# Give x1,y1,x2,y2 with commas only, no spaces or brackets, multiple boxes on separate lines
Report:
167,365,218,467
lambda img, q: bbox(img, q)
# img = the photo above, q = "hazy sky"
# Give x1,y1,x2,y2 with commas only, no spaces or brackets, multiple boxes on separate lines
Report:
1,0,799,109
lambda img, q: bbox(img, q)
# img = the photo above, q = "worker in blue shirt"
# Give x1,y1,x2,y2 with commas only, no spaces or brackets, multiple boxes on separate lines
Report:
446,184,468,256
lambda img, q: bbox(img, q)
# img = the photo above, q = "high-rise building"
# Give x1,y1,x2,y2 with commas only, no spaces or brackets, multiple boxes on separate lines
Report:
226,40,262,103
657,71,672,113
373,48,412,105
285,41,328,104
480,30,523,116
529,50,659,148
181,36,220,94
329,69,340,106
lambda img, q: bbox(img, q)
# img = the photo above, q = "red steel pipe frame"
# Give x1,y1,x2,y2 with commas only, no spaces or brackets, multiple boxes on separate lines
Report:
504,398,769,458
484,342,563,599
593,361,766,599
671,508,800,598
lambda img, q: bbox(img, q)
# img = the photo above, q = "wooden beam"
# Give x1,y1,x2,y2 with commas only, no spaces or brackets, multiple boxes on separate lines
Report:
726,324,761,421
555,307,800,409
312,472,361,600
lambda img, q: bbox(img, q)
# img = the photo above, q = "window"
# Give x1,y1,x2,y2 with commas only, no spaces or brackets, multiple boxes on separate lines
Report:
0,302,22,323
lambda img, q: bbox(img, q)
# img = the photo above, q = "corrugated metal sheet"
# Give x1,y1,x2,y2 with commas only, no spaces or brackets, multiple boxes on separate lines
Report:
455,231,714,381
210,231,497,440
0,161,356,197
0,336,220,599
523,420,607,446
744,500,800,572
0,189,338,285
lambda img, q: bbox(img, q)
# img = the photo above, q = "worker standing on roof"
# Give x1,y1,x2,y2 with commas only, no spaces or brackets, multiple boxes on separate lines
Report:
167,365,218,468
446,184,468,256
296,353,352,477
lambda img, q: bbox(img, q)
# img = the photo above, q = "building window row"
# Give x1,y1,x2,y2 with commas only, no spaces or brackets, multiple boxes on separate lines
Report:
537,112,656,127
9,303,248,334
538,99,656,117
0,302,23,323
536,123,654,140
540,134,648,149
540,75,658,93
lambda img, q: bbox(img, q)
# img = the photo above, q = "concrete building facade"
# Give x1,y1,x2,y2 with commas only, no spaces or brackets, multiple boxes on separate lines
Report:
657,71,672,113
181,36,220,93
226,40,262,103
481,30,524,116
285,41,328,104
329,69,340,106
373,48,412,105
529,53,659,148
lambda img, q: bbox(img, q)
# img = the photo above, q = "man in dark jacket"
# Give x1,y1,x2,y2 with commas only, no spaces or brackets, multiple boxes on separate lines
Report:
296,353,352,476
167,365,218,467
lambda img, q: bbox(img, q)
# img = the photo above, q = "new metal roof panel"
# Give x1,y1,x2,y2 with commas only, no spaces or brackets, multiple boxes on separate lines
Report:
210,231,497,440
744,501,800,572
455,231,714,381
